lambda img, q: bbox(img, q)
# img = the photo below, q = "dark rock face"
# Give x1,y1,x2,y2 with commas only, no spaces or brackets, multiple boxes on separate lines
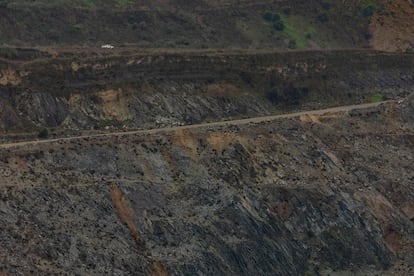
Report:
16,92,69,127
0,101,413,275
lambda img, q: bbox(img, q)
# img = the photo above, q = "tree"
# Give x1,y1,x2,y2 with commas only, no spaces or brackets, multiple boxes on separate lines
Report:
38,128,49,139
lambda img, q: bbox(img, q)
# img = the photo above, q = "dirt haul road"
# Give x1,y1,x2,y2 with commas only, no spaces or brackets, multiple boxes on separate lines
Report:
0,101,392,150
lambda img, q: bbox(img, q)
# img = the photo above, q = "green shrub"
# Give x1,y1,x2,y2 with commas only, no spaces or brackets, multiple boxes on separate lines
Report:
361,0,378,17
175,39,190,46
237,11,248,18
263,12,281,22
72,23,83,30
81,0,96,9
265,88,279,103
370,93,384,102
288,39,297,49
273,21,285,31
272,14,281,22
318,13,329,23
282,6,291,16
79,251,87,262
322,2,331,10
266,85,307,105
116,0,130,6
38,128,49,139
263,12,273,21
362,5,376,17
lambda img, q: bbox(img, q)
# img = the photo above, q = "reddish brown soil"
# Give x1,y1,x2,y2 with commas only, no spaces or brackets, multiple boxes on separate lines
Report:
370,0,414,52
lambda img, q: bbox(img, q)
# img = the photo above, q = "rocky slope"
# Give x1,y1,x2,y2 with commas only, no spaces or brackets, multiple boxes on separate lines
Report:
0,2,414,275
0,95,413,275
1,49,414,139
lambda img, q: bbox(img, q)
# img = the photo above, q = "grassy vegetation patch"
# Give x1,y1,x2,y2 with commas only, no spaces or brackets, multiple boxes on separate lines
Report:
72,23,83,30
369,93,384,102
116,0,130,7
360,0,378,17
99,119,123,128
261,11,318,48
263,12,280,22
279,15,316,49
81,0,96,9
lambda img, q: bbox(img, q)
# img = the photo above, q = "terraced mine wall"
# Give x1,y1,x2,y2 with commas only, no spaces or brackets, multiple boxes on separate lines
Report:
1,49,414,134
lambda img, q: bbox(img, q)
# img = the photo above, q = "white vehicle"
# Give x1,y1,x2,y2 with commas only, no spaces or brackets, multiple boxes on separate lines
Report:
101,44,115,49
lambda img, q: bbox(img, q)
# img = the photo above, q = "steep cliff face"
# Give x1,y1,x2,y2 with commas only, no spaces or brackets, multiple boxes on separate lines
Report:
1,50,414,137
0,99,413,275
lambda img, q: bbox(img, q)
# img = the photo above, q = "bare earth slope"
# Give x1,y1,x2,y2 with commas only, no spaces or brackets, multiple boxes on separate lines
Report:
369,0,414,52
1,97,413,275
